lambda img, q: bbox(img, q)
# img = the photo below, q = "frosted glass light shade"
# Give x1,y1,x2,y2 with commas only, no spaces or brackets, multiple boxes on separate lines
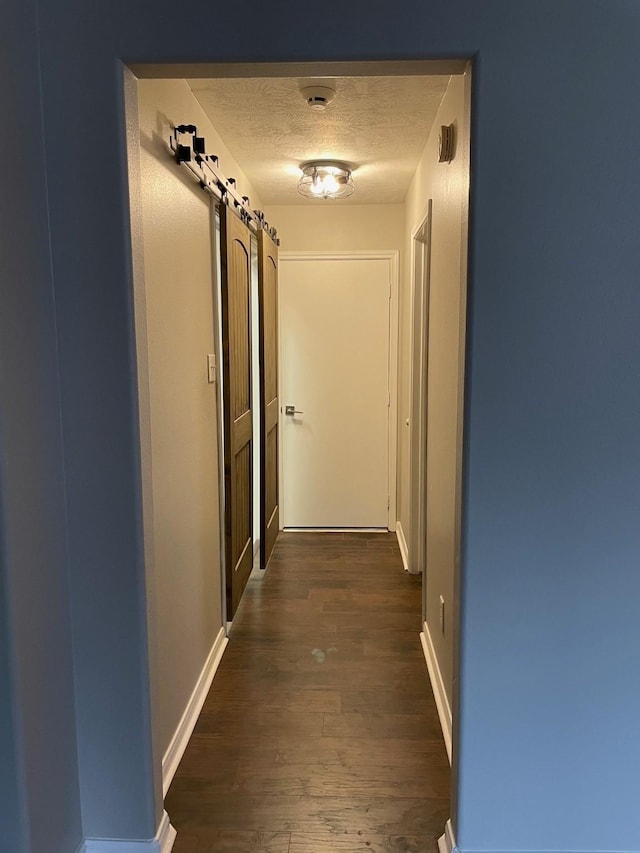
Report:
298,161,354,200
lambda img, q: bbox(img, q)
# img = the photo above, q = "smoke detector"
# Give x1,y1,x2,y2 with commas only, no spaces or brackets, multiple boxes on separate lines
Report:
300,85,336,111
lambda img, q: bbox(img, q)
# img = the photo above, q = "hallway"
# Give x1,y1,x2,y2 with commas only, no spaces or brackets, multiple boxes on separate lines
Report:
166,532,450,852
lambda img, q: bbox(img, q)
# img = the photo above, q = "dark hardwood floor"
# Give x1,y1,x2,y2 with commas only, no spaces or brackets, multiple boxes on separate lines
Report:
166,532,450,853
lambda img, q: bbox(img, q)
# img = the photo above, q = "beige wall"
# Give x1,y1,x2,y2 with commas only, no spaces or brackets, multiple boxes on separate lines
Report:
398,73,469,704
135,78,261,757
263,203,404,528
262,203,404,254
133,71,464,751
269,80,468,716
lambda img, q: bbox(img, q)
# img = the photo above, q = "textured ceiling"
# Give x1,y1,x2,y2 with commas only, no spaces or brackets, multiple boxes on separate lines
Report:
187,76,450,205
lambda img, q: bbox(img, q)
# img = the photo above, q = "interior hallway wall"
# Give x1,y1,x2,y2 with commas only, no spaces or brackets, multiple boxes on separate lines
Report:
0,0,82,850
264,203,404,254
135,78,263,759
397,74,468,705
16,3,640,850
263,203,404,531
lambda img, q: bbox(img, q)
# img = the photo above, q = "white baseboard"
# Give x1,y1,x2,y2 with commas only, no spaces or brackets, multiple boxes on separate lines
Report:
81,810,176,853
156,813,177,853
437,819,458,853
283,527,388,533
420,621,452,764
395,521,409,573
162,626,228,796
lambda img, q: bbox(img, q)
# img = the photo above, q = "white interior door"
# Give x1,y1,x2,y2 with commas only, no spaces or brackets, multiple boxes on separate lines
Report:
280,255,391,529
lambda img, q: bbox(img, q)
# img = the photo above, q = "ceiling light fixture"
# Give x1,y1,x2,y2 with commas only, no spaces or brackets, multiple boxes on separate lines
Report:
297,161,354,200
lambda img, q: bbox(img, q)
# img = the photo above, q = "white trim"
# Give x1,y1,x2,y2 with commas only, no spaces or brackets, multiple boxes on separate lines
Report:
409,202,433,580
278,250,399,531
162,627,228,796
420,621,452,763
81,811,176,853
437,819,458,853
284,527,388,533
277,277,284,530
210,203,229,633
156,812,177,853
386,250,400,532
395,521,409,573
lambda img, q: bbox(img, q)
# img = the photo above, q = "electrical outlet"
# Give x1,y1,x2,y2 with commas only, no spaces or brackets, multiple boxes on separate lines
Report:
439,595,445,634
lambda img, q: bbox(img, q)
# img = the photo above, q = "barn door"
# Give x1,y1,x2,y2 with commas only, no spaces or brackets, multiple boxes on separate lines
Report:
220,205,253,617
258,230,280,568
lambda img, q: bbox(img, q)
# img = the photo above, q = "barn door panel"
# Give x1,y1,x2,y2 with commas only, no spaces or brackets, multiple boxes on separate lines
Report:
220,205,253,617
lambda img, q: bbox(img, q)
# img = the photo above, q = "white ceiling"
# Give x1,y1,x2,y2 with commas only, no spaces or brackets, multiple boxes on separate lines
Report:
187,76,450,206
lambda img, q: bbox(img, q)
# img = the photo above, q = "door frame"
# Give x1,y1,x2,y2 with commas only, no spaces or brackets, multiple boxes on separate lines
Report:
277,250,399,531
409,202,433,578
210,203,230,632
257,228,280,569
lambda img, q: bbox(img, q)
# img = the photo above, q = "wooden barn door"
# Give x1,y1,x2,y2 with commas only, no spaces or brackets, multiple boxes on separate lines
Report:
220,205,253,617
258,230,279,568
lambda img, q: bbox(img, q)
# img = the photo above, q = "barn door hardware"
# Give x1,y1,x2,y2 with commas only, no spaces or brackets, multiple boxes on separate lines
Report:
169,124,279,244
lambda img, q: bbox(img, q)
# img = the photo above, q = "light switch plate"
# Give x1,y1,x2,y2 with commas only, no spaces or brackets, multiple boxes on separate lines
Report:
207,353,216,383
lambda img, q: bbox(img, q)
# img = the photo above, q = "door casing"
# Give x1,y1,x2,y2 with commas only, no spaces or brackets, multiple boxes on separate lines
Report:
409,201,433,583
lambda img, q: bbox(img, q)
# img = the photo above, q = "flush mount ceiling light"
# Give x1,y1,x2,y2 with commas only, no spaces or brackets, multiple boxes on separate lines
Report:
297,161,355,200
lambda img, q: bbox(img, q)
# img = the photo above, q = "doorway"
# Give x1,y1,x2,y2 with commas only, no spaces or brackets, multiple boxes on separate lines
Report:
126,60,471,844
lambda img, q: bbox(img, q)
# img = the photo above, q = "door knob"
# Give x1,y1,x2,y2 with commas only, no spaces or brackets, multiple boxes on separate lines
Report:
285,405,304,416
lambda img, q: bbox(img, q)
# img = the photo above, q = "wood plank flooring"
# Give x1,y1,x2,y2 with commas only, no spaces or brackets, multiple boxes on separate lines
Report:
166,532,450,853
